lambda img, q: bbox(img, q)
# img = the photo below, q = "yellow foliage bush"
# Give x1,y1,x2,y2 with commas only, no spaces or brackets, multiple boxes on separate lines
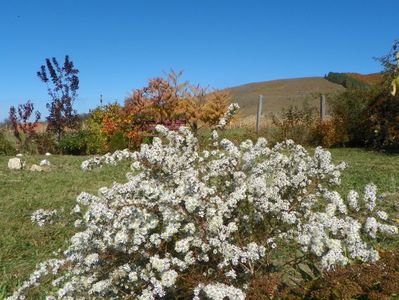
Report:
177,87,231,132
309,119,339,148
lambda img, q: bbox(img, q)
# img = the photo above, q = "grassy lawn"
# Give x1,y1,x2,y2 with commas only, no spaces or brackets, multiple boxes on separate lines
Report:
0,148,398,298
329,148,399,194
0,155,132,298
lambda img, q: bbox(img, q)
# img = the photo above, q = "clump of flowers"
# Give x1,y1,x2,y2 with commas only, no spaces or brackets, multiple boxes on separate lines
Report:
81,148,135,171
9,123,397,299
31,209,58,227
216,103,240,129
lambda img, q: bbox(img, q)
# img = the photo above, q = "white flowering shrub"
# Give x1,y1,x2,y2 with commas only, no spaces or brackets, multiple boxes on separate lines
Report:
215,103,240,129
9,125,398,300
81,148,135,171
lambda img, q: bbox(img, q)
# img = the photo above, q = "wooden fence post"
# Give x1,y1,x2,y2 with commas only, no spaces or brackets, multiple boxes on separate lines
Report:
320,94,326,120
256,95,263,134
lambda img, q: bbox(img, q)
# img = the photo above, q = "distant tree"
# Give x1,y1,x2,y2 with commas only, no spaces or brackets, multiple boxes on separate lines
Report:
124,70,232,134
9,100,41,151
325,72,369,89
375,40,399,94
37,55,79,141
124,70,187,123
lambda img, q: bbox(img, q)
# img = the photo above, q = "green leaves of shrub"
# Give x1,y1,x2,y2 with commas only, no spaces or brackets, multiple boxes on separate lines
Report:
58,131,91,155
0,131,16,155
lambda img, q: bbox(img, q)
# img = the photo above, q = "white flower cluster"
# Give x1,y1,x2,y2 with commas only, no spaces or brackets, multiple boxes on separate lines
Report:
31,209,58,227
193,283,246,300
216,103,240,129
10,125,397,299
81,149,135,171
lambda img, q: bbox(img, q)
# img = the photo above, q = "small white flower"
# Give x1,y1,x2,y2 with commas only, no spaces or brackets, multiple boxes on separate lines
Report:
161,270,178,287
84,253,99,267
31,209,58,227
376,211,388,221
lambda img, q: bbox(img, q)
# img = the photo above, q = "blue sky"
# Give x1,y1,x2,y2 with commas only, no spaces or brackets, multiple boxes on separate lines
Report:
0,0,398,121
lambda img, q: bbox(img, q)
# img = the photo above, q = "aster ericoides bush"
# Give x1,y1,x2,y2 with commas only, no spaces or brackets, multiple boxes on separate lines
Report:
9,123,398,299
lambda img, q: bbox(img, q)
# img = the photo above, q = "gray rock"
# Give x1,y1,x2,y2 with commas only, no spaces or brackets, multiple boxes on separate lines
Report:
45,152,52,156
16,153,23,157
8,158,23,170
30,164,43,172
40,159,51,166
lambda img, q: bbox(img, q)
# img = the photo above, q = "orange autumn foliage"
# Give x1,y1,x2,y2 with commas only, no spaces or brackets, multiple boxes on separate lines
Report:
86,71,233,152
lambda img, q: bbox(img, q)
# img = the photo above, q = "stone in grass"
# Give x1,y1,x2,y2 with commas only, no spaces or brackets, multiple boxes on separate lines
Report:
45,152,52,156
16,153,23,157
40,159,51,167
8,157,24,170
30,164,43,172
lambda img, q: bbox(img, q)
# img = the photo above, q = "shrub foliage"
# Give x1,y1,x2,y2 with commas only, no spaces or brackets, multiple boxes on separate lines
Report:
8,100,41,152
0,130,16,155
300,249,399,299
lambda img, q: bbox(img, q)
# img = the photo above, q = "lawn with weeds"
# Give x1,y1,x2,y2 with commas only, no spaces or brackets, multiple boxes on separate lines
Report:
0,148,398,298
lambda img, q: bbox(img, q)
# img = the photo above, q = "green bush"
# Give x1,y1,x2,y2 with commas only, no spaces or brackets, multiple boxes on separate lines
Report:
328,88,379,146
58,131,91,155
84,103,124,154
0,131,16,155
85,132,105,155
34,132,58,154
362,93,399,150
329,86,399,150
108,131,128,152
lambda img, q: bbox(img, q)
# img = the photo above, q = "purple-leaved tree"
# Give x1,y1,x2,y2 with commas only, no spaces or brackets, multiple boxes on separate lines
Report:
37,55,80,141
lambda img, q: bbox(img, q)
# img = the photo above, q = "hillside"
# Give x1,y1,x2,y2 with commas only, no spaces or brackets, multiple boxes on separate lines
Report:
345,72,382,85
226,77,345,118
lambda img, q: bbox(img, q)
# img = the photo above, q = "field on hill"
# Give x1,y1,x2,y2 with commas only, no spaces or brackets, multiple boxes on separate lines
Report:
1,146,399,298
226,77,345,120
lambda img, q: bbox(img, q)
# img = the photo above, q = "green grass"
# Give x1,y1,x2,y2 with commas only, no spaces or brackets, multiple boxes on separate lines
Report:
329,148,399,195
0,155,131,298
329,148,399,250
0,148,399,298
